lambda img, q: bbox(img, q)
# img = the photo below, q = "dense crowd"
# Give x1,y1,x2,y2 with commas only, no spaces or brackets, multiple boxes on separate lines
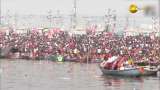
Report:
0,29,160,64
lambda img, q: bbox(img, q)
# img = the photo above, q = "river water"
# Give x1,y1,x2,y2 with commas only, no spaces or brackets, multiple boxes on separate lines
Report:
0,60,160,90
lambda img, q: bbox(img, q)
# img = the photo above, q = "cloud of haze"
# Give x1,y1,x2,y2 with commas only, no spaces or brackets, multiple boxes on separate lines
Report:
2,0,158,16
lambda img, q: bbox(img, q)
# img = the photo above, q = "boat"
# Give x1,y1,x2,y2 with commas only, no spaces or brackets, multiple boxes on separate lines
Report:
89,59,103,63
158,65,160,71
64,56,80,62
49,55,64,62
99,55,142,77
135,61,160,66
99,55,159,77
99,65,141,77
100,64,159,77
140,66,158,76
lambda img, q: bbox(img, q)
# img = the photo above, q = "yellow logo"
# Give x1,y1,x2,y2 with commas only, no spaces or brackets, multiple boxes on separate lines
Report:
129,4,138,13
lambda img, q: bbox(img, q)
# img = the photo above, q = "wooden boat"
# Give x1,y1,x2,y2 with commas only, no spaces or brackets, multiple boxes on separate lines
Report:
64,57,80,62
99,65,141,77
140,66,158,76
135,61,160,66
100,66,158,77
90,59,103,63
49,55,64,62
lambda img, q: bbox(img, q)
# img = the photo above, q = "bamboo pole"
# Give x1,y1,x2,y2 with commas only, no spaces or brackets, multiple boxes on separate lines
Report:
159,0,160,34
0,0,1,25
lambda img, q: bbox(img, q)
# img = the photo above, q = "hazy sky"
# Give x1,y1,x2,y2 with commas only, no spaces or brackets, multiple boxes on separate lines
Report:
2,0,158,16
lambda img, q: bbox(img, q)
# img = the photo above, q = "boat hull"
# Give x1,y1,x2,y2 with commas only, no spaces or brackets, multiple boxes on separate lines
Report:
141,66,158,76
142,70,157,76
99,66,141,77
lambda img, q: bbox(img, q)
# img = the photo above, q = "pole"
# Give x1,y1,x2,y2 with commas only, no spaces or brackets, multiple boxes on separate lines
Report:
0,0,1,25
73,0,77,29
48,10,52,28
159,0,160,34
74,0,77,18
0,0,1,87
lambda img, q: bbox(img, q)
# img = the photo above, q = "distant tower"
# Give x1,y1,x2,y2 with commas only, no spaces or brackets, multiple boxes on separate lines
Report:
14,13,18,29
104,9,116,33
6,10,11,26
152,17,158,33
112,10,117,33
54,10,63,28
72,0,77,29
47,10,53,28
124,15,129,35
56,10,60,27
104,9,111,32
125,15,129,30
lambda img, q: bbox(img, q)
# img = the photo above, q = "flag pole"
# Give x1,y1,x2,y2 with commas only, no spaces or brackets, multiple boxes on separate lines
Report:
0,0,1,25
159,0,160,34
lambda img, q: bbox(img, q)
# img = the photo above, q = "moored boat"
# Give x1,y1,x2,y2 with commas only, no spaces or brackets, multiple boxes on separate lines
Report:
158,65,160,71
100,64,159,77
99,65,141,77
49,55,64,62
140,66,158,76
98,54,159,77
98,55,143,77
64,56,80,62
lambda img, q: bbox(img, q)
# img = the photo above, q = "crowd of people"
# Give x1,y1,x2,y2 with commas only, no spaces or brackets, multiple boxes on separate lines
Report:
0,29,160,64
